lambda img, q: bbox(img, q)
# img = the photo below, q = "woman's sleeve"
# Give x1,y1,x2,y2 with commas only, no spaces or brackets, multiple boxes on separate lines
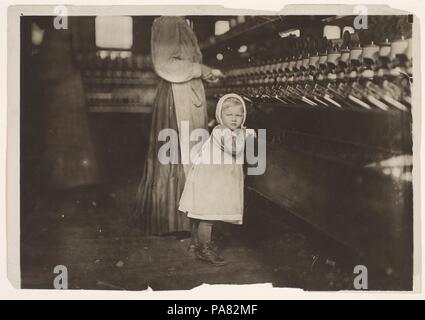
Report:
151,17,202,83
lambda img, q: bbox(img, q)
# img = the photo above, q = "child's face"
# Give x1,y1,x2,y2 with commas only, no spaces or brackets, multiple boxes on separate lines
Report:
221,102,244,130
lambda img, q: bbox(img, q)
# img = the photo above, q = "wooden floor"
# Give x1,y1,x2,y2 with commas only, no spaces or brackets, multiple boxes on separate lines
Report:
20,176,410,291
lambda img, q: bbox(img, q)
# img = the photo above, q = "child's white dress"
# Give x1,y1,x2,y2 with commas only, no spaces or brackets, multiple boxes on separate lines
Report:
178,125,248,224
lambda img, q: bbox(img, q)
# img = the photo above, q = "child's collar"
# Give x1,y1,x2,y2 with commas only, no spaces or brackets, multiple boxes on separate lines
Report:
215,124,245,136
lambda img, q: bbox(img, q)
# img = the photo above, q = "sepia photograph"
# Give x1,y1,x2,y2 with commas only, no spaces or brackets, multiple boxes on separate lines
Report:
7,4,417,293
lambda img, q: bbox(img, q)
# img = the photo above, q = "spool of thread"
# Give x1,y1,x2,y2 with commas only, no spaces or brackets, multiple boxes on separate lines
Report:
309,55,320,68
390,36,409,59
349,46,363,62
379,39,391,57
363,42,380,63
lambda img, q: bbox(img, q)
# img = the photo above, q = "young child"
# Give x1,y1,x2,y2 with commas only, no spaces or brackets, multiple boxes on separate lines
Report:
179,93,254,266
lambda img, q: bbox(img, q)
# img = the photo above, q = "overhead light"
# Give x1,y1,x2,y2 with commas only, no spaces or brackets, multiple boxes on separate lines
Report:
119,51,132,59
216,53,224,61
31,22,45,46
321,15,345,23
215,20,230,36
279,29,300,38
95,16,133,49
342,26,355,34
110,51,118,60
99,50,108,59
323,25,341,40
238,45,248,53
237,16,246,24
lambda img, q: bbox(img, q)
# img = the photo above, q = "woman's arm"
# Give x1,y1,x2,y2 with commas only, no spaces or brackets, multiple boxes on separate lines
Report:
151,17,209,83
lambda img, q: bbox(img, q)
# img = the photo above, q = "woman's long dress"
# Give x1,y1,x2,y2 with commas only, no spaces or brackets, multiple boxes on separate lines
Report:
133,16,208,235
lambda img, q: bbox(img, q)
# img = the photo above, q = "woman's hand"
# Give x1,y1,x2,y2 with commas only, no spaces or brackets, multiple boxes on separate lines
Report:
206,69,225,83
201,65,224,82
204,76,220,83
201,64,213,79
211,69,224,78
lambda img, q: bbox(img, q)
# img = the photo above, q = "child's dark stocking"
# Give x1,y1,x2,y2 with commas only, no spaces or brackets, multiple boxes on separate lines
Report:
198,221,213,244
197,221,227,266
188,218,200,251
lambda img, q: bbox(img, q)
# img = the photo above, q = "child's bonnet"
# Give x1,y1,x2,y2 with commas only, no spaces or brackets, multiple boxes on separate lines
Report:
192,93,255,165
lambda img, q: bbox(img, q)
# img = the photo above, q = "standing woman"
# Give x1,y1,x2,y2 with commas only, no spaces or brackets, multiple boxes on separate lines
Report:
133,16,221,239
38,22,100,190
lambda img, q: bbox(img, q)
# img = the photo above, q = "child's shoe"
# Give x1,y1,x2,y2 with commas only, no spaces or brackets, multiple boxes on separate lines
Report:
189,240,218,253
196,242,228,267
187,240,201,253
209,241,220,252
